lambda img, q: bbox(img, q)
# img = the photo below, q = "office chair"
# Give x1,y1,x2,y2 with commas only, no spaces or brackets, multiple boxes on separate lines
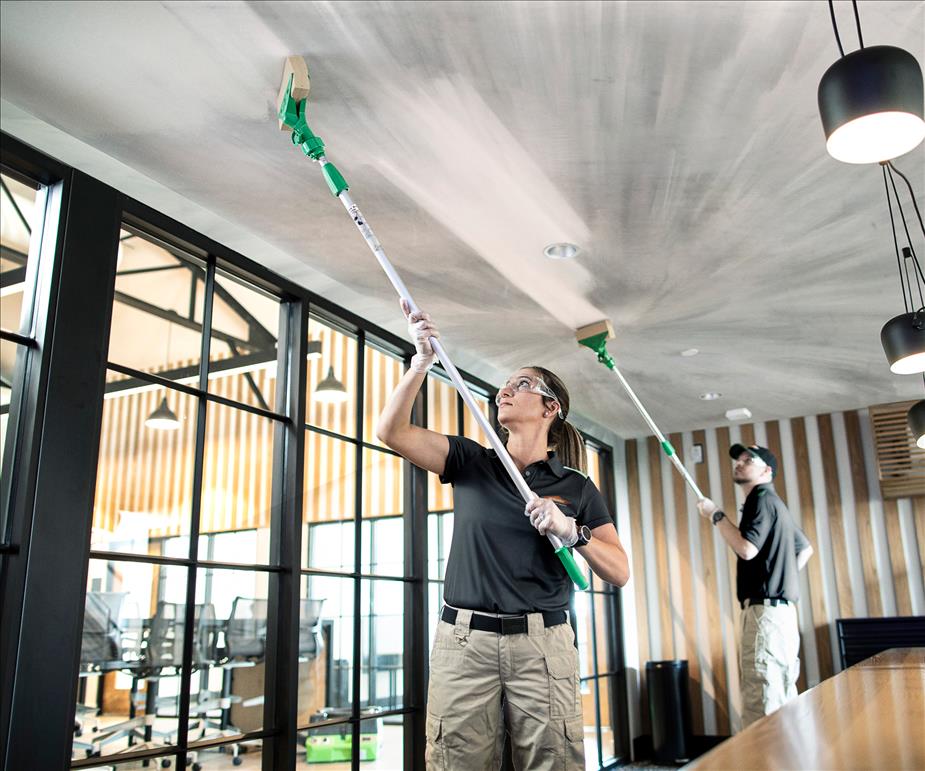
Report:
73,591,152,760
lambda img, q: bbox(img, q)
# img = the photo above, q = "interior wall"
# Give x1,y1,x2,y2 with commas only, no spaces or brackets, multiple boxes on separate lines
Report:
619,408,925,739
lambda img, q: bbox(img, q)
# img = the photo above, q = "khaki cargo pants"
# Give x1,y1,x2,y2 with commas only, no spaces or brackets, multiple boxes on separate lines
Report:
740,602,800,728
426,608,585,770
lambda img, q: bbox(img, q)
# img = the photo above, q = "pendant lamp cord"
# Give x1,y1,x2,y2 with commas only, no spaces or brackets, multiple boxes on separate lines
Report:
887,161,925,240
828,0,845,58
851,0,864,49
884,164,910,313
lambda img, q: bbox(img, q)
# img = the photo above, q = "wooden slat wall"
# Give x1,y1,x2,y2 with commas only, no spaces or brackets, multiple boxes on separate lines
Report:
621,409,925,740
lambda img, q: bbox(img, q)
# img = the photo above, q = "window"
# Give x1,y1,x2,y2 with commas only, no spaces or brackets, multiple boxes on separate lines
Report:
77,226,287,766
0,171,45,539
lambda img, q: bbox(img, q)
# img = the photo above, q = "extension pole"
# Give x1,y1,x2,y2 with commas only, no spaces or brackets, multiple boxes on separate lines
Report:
278,70,588,590
577,324,705,501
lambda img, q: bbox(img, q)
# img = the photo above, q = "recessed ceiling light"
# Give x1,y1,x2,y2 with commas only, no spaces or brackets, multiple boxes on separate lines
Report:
699,392,721,401
543,242,580,260
725,407,752,421
681,348,699,357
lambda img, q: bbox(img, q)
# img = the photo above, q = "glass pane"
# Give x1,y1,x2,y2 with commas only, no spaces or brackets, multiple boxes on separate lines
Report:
362,448,403,576
427,374,457,435
192,568,271,739
197,401,277,564
598,677,617,764
427,512,454,581
186,736,266,768
363,343,403,447
1,339,25,468
307,317,357,438
303,719,352,766
74,559,187,762
462,391,491,444
581,680,602,769
361,579,404,713
92,377,197,554
299,574,356,724
364,714,401,768
108,229,206,383
0,173,39,336
207,269,280,412
303,432,357,571
427,375,457,512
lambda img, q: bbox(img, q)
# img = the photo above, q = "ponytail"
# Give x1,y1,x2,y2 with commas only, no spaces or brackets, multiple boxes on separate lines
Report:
529,365,587,474
549,418,587,474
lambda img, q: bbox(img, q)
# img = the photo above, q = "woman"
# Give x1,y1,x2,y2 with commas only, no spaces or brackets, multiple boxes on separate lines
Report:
377,303,630,771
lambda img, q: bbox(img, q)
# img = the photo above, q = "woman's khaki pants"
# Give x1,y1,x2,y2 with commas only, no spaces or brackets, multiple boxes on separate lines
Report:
425,608,586,770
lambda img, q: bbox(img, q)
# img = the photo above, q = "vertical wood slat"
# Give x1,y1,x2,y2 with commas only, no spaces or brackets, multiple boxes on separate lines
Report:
883,498,912,615
791,417,833,680
764,420,808,693
647,436,673,661
914,498,925,595
693,429,730,735
625,439,651,734
817,414,854,618
715,426,742,724
668,433,703,735
844,410,883,616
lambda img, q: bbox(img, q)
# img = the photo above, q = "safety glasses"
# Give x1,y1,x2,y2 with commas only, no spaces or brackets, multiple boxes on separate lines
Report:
495,375,559,405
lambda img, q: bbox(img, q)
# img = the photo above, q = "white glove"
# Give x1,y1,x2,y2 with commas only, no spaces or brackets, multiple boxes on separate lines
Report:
696,497,718,519
525,497,578,545
401,299,439,373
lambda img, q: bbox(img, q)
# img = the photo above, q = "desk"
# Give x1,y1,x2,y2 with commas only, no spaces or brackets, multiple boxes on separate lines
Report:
689,648,925,770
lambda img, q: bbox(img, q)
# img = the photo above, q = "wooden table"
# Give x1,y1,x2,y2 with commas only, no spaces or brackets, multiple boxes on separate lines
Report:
689,647,925,770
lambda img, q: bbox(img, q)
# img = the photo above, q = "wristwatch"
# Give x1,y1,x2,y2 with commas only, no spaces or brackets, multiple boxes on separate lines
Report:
712,509,726,526
575,524,592,547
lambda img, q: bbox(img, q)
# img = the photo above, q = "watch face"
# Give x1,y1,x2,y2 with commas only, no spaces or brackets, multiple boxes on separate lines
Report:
579,525,592,543
712,510,724,524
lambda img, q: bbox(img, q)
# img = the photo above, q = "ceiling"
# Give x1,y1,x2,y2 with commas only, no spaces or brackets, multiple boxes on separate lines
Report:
1,0,923,438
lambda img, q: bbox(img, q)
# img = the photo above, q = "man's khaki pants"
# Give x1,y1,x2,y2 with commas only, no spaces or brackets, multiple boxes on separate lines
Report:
425,608,585,770
740,602,800,728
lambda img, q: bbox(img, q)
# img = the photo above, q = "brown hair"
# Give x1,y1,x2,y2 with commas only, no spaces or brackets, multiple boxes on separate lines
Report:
499,366,587,474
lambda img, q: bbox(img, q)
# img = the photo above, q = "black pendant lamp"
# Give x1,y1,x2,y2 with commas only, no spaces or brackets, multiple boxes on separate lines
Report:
818,1,925,164
908,399,925,449
145,395,181,431
879,157,925,375
313,365,348,403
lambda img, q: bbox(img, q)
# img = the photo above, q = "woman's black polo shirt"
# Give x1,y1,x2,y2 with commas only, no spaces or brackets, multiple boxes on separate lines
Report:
438,435,614,614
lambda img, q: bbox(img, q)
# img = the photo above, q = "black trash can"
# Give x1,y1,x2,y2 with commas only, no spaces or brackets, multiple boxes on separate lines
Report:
646,659,692,764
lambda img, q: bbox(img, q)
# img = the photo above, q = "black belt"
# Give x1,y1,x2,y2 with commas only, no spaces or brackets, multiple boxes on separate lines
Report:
441,606,567,635
741,598,790,609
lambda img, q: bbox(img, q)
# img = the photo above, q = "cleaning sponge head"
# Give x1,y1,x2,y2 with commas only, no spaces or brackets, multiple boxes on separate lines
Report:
277,56,310,131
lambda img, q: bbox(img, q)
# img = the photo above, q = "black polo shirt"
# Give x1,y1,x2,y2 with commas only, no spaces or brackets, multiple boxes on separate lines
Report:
736,484,811,604
438,435,614,614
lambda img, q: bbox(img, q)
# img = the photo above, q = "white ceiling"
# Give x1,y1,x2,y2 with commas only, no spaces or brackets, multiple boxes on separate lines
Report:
1,0,924,438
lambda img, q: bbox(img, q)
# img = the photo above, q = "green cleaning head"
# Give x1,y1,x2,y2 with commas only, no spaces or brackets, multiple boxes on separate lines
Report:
576,319,616,370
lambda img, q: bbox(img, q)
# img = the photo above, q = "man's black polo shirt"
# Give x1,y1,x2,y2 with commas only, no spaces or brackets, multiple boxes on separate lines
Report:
439,435,613,614
736,483,811,604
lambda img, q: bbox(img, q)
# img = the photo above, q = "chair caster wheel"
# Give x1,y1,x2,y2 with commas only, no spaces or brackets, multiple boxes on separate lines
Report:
192,764,202,771
233,757,243,766
160,759,171,768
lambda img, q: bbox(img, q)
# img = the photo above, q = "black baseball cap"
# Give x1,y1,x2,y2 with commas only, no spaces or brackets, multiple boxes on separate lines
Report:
729,444,778,477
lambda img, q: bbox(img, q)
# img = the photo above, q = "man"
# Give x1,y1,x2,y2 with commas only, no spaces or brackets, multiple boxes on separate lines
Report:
697,444,814,728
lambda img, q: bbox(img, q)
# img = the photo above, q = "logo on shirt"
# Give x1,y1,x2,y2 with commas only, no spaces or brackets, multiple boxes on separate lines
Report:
548,495,571,507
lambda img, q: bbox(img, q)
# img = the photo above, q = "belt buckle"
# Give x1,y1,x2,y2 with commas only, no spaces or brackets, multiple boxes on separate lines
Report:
500,615,527,635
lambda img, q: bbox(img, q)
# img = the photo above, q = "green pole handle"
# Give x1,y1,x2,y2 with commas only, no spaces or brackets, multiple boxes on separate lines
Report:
556,548,590,591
